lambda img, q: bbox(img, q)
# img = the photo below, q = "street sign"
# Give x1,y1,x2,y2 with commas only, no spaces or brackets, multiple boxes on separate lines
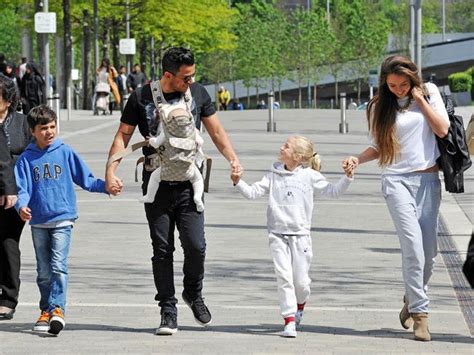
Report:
71,69,79,81
119,39,136,55
368,69,378,87
34,12,56,33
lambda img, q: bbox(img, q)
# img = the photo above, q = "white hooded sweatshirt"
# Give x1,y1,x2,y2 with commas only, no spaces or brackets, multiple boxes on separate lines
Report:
235,162,352,235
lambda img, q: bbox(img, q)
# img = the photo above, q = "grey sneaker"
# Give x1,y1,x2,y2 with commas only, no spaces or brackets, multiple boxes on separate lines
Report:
156,312,178,335
182,291,212,326
295,309,304,326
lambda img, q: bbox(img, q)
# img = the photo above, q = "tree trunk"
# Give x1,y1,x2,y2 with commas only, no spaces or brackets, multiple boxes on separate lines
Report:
357,79,361,104
21,30,33,60
111,20,120,68
82,10,91,110
140,37,147,76
246,87,250,109
215,83,220,111
63,0,72,109
101,18,110,60
256,79,259,104
313,83,317,109
278,82,282,104
298,76,302,109
150,37,156,81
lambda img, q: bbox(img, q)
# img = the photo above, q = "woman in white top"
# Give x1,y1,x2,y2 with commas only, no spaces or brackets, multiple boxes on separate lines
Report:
343,55,449,342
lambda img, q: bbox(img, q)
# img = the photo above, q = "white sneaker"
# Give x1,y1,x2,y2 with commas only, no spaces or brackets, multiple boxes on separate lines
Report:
281,321,297,338
295,309,304,326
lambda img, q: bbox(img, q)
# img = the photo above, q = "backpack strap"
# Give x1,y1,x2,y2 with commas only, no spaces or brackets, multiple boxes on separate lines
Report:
183,87,193,115
106,140,149,168
150,80,163,110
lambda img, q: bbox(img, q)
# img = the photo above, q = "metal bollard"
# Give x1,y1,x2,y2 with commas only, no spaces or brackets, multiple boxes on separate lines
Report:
267,91,276,132
339,92,349,134
48,94,61,133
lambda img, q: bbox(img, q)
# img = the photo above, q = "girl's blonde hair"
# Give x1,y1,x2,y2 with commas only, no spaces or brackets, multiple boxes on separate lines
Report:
291,135,321,171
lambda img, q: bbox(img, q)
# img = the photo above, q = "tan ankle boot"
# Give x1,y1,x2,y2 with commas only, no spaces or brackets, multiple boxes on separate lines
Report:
399,296,414,329
411,313,431,341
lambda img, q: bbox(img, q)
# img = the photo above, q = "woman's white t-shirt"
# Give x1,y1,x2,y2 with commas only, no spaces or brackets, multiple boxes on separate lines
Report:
369,82,449,175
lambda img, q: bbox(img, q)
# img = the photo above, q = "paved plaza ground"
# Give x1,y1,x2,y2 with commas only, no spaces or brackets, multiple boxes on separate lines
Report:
0,107,472,354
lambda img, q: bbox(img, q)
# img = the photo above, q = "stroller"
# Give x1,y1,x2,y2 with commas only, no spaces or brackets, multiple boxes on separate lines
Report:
94,82,111,115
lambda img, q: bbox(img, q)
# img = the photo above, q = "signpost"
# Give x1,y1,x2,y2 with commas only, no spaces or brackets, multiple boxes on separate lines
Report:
35,4,56,117
34,12,56,33
119,39,136,55
368,69,378,99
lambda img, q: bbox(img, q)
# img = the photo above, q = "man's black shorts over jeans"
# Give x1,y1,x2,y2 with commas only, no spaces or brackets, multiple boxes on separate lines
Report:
143,173,206,315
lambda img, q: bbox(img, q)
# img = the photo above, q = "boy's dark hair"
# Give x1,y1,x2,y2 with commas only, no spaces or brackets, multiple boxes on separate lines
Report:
162,47,194,75
27,105,57,130
0,74,20,113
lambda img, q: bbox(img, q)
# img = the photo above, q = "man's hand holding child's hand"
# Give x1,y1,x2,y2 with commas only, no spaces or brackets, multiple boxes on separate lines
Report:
230,160,243,185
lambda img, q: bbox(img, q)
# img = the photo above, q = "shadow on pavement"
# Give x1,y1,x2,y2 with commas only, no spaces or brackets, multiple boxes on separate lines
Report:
0,322,472,344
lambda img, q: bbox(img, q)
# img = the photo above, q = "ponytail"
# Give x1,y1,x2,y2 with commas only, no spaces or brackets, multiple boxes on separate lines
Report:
309,152,321,171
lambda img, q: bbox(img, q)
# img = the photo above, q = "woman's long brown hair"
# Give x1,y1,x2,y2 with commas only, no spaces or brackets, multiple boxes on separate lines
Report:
367,55,424,166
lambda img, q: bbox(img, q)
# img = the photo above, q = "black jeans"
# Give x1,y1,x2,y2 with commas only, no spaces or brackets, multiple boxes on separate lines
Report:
0,207,26,309
143,177,206,315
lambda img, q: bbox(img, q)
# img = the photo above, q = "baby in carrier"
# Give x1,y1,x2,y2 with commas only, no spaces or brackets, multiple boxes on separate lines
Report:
140,82,205,212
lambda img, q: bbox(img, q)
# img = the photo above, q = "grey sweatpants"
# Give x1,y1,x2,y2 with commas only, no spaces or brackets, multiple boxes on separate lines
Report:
382,172,441,313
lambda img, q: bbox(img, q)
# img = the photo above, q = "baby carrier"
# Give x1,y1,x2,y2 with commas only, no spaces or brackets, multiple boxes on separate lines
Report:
106,81,213,192
149,80,202,181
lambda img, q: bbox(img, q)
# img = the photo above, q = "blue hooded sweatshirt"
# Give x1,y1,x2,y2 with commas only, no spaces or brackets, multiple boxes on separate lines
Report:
14,138,108,225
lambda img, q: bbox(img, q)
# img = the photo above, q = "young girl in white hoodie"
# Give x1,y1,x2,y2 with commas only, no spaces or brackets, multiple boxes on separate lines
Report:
232,135,353,338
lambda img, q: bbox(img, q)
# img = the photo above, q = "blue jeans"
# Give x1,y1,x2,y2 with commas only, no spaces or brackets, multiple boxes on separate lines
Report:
31,226,72,313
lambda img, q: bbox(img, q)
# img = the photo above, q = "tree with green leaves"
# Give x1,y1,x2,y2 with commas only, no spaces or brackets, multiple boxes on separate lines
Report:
284,6,332,108
338,0,390,103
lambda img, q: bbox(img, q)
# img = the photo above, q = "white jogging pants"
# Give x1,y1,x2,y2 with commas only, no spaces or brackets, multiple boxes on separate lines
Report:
268,233,313,318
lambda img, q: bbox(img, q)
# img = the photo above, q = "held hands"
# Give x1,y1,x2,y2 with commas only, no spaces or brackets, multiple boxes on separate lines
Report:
342,156,359,178
105,174,124,196
19,207,32,221
230,159,243,185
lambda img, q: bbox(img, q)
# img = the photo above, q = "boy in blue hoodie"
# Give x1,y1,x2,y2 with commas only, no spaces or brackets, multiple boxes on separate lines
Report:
14,105,110,335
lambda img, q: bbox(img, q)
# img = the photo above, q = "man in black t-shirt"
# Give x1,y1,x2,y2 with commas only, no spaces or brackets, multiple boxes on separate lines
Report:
105,47,242,335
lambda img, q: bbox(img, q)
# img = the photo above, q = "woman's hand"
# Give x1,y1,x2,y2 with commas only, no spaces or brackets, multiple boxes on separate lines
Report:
342,156,359,174
411,86,425,103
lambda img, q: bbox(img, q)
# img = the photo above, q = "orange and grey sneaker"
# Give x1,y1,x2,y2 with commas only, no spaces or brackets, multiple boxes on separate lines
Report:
48,307,65,335
33,311,50,332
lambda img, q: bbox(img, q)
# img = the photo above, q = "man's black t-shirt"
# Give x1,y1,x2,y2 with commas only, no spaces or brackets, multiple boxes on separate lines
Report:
122,82,215,137
122,82,215,157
